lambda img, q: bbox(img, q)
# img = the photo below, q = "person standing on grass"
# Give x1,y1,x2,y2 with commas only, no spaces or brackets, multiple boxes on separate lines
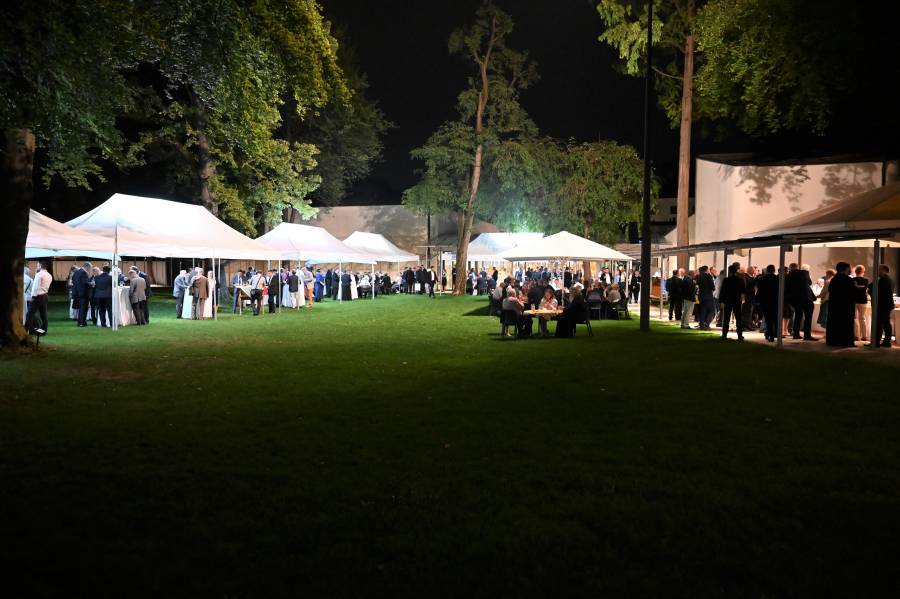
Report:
301,265,315,308
852,265,869,342
719,264,746,341
173,269,189,318
755,265,779,342
679,271,696,329
27,262,53,335
93,266,113,327
266,269,279,314
427,265,437,297
314,269,325,302
786,263,816,340
667,269,682,321
71,261,92,327
695,265,716,330
870,265,895,348
191,269,209,320
128,270,147,325
230,270,244,314
249,269,265,316
287,269,300,309
825,262,856,347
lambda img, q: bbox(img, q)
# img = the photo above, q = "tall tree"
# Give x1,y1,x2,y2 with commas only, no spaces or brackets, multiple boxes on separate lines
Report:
405,2,537,294
138,0,347,233
598,0,698,268
0,0,142,348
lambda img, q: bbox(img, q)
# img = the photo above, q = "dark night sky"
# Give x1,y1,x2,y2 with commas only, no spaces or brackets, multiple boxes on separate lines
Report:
33,0,899,218
319,0,899,204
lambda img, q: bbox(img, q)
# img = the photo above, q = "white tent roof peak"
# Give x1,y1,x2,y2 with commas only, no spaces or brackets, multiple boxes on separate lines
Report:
499,230,632,262
65,193,279,259
342,231,418,263
257,222,376,263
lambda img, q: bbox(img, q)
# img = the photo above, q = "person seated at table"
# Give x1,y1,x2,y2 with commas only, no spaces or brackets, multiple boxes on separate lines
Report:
537,287,558,337
501,287,532,337
555,283,587,337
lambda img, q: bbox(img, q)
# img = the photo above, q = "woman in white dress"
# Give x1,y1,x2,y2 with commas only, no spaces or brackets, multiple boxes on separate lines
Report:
350,273,359,300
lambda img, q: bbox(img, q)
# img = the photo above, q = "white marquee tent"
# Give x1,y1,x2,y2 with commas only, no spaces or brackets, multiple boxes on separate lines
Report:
26,210,114,259
499,231,632,262
342,231,418,263
65,193,280,260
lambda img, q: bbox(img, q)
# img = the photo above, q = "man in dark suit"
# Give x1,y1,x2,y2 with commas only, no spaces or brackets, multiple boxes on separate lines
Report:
266,270,279,313
719,264,746,340
324,268,333,299
667,269,682,321
785,263,816,340
93,265,113,327
330,270,340,300
695,265,716,330
340,270,352,300
563,267,573,289
71,262,92,327
755,265,780,342
870,265,895,348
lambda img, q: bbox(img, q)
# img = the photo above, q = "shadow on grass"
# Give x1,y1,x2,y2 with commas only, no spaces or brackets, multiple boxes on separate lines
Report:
461,305,492,317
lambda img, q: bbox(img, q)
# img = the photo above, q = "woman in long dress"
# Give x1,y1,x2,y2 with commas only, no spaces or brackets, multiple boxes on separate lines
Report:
350,273,359,300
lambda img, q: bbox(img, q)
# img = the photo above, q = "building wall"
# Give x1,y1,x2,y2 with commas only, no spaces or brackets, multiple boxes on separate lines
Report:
693,159,892,276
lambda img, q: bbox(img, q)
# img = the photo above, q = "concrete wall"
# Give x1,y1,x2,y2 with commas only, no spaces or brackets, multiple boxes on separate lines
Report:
692,159,897,277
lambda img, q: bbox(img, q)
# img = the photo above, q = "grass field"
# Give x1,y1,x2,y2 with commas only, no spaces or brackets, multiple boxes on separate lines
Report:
2,293,899,596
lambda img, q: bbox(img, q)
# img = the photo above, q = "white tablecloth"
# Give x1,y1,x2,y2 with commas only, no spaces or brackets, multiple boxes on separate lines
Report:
281,285,294,308
182,291,214,319
115,287,136,327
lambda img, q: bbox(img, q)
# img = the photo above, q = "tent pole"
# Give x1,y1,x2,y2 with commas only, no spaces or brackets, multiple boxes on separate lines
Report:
660,255,665,319
214,256,218,320
112,225,119,331
776,245,786,348
339,259,342,303
372,261,375,300
869,238,881,347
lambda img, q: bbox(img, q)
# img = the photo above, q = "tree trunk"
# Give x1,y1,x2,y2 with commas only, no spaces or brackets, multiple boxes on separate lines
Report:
453,144,483,295
192,96,217,215
1,127,36,349
452,14,496,296
676,25,695,269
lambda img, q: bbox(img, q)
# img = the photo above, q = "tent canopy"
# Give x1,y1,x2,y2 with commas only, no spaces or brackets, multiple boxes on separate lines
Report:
65,193,280,259
449,232,544,262
499,231,632,262
26,210,114,258
257,223,376,263
741,181,900,240
342,231,418,262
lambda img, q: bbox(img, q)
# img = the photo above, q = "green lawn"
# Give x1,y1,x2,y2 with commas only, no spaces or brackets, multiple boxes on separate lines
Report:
2,294,899,596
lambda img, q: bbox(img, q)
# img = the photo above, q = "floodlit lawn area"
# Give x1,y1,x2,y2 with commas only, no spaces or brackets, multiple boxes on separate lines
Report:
2,293,899,596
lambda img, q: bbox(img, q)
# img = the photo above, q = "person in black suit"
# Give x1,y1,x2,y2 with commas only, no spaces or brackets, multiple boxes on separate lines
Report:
555,283,587,337
340,270,352,300
267,270,279,313
667,269,682,321
825,262,856,347
330,270,339,300
563,267,573,289
324,268,333,299
93,265,113,327
785,263,816,340
695,265,716,330
719,264,746,340
755,265,779,342
870,265,895,348
71,262,92,327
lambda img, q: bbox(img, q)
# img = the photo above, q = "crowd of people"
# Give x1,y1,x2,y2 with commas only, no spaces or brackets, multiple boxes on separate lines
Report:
664,262,897,347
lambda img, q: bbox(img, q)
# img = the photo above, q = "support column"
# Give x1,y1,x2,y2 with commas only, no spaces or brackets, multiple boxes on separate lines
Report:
777,245,787,348
869,239,881,346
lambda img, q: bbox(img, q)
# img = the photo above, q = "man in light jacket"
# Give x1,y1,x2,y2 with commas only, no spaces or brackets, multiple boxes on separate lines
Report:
173,270,189,319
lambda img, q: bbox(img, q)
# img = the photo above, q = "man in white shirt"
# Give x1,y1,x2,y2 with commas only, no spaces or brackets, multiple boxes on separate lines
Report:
27,262,53,335
249,269,265,316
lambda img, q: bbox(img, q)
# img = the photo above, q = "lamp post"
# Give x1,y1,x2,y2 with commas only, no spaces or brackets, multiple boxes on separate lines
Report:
639,0,654,332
